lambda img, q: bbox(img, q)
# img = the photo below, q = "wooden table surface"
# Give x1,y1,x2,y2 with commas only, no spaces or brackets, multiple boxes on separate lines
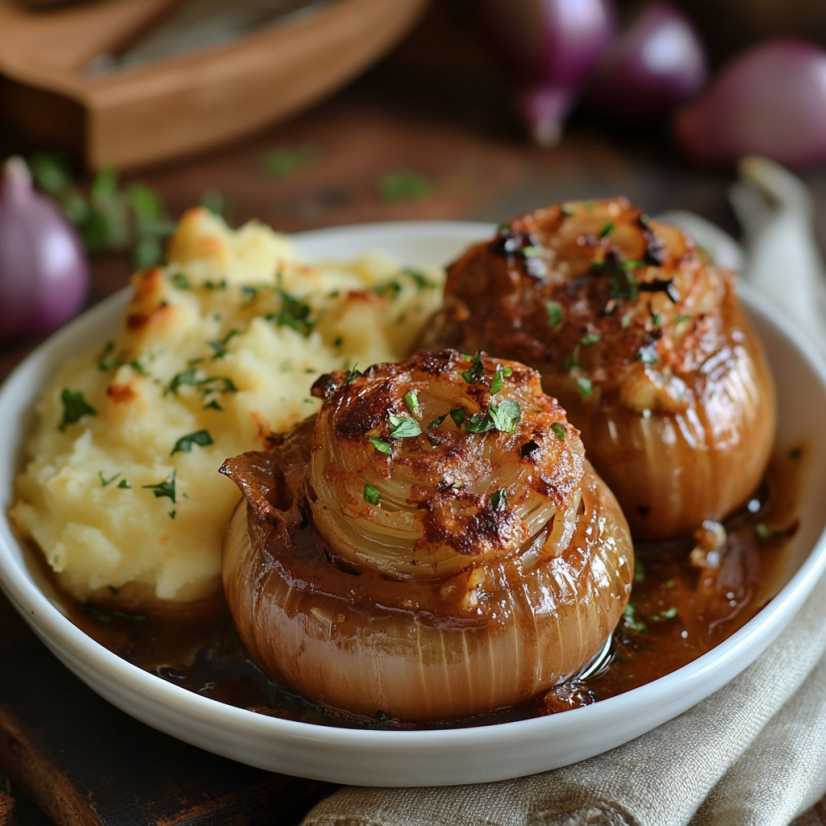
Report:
2,4,826,824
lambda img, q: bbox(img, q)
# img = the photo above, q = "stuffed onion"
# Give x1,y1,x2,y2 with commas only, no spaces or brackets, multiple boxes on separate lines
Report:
425,200,776,539
220,350,633,721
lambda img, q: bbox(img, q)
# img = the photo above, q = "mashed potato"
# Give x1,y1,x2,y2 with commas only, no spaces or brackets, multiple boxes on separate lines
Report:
11,208,443,606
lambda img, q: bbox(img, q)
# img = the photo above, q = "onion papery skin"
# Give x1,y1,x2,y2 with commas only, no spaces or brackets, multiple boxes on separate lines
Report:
425,198,776,540
220,351,633,720
222,461,632,721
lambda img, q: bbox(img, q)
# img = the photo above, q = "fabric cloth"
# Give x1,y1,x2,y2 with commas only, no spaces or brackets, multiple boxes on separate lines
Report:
301,181,826,826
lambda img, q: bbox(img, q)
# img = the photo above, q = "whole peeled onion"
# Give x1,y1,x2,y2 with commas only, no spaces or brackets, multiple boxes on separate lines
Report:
0,157,88,340
220,351,633,720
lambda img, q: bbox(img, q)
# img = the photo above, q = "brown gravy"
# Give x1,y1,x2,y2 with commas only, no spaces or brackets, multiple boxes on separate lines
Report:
63,450,803,731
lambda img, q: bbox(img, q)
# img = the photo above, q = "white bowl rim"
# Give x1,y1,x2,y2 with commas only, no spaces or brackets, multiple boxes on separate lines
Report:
1,219,825,754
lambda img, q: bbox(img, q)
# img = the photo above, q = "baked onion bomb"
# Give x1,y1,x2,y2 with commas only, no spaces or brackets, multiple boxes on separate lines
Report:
220,350,633,721
424,199,776,539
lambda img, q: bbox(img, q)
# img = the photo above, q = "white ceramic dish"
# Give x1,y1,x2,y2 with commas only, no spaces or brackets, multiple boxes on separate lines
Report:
1,222,825,788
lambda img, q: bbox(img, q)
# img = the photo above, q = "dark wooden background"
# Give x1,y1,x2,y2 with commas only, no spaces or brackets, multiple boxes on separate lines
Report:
2,3,826,823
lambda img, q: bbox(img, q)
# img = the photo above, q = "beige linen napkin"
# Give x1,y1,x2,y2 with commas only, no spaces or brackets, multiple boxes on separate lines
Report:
301,161,826,826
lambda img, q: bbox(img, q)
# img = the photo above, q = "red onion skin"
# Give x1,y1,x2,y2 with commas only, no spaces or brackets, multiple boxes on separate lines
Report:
587,3,707,118
675,40,826,169
481,0,616,145
0,158,88,340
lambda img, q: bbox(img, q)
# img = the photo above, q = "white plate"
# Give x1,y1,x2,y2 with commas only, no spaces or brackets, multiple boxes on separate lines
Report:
1,222,825,787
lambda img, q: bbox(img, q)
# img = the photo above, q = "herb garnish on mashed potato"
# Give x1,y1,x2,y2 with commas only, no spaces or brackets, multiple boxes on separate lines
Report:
11,208,443,608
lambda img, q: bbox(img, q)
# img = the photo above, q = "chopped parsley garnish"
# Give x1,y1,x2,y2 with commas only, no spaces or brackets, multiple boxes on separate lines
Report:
650,312,662,328
379,169,432,202
428,414,447,430
651,607,678,622
598,222,614,238
404,389,422,417
634,558,646,583
97,341,118,371
675,313,692,325
623,603,647,633
546,300,564,328
167,369,237,403
388,413,422,439
461,352,485,384
489,364,512,395
402,267,435,290
204,278,228,291
343,364,362,385
488,399,521,433
143,471,176,506
204,399,223,411
262,145,314,177
167,368,199,394
117,479,131,489
369,437,392,455
551,422,566,441
490,489,507,511
576,376,593,399
580,332,601,346
208,329,240,359
266,290,314,336
169,271,191,290
373,280,402,300
171,429,214,456
450,407,466,426
98,471,120,487
59,389,97,431
521,245,543,257
363,483,381,505
333,336,343,349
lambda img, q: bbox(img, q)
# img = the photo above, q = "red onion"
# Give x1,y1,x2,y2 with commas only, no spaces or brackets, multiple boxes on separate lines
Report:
0,157,88,340
675,40,826,169
481,0,616,145
586,3,707,118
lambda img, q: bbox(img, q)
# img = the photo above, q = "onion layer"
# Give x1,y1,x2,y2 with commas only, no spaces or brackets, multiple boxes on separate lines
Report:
220,351,633,720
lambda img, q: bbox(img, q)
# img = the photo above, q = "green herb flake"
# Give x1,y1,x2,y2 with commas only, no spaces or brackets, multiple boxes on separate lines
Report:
489,364,512,395
262,145,314,177
369,436,392,455
167,367,200,395
168,271,190,290
402,267,435,290
598,222,614,239
551,422,566,441
59,389,97,431
490,489,508,511
208,329,240,359
546,300,564,328
98,471,120,487
576,376,593,399
404,389,422,417
117,479,131,489
266,289,314,337
97,341,118,372
143,471,176,505
580,332,601,346
388,413,422,439
364,482,381,505
379,170,432,202
171,429,214,456
675,313,693,325
333,336,343,349
450,407,466,427
651,607,679,622
488,399,521,433
345,365,362,384
428,414,447,430
521,245,543,257
650,312,662,328
623,603,647,633
462,352,485,384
